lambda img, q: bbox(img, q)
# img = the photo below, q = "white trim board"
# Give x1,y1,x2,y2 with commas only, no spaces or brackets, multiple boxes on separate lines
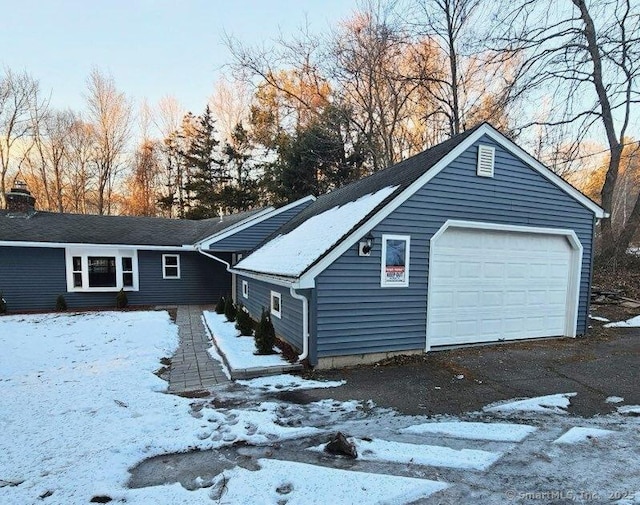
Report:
425,220,583,351
0,240,196,251
296,123,603,288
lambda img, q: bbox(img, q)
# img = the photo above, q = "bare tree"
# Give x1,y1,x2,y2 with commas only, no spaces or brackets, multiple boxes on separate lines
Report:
0,69,42,208
495,0,640,257
65,117,95,214
85,69,132,214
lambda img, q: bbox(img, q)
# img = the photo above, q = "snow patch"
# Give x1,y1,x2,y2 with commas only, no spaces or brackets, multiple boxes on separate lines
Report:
211,458,448,504
553,427,617,444
204,311,289,370
234,185,398,277
606,396,625,404
401,421,536,442
589,314,610,322
238,374,346,392
483,393,576,414
309,438,502,470
618,405,640,415
605,315,640,328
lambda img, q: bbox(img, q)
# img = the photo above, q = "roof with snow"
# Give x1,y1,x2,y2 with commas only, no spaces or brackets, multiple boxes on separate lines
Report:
233,125,483,280
234,122,605,282
0,208,266,247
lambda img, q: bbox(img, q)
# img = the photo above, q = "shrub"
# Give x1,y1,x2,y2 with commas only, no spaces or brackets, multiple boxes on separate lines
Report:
235,304,254,336
0,292,6,314
215,296,225,314
116,288,128,309
55,294,67,312
224,295,237,322
254,308,276,355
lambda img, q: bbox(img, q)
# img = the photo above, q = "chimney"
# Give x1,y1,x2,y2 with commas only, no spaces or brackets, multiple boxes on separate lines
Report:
6,181,36,214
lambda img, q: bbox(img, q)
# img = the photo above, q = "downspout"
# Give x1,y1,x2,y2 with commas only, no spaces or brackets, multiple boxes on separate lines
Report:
289,287,309,363
196,246,231,270
198,246,310,363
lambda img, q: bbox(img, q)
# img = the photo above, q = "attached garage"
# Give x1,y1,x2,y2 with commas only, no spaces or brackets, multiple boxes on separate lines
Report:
232,123,606,369
427,221,583,349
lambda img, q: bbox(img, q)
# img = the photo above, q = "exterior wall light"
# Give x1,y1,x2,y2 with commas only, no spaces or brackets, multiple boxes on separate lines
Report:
358,232,375,256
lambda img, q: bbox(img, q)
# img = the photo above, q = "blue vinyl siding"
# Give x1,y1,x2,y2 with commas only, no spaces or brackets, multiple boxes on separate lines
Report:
235,275,304,351
207,200,313,252
314,134,594,359
0,247,230,311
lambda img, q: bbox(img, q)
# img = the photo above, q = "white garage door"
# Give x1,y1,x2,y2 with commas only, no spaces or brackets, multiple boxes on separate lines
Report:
427,225,577,347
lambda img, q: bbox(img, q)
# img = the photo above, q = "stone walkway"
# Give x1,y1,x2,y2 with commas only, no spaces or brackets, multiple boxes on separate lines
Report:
168,305,229,394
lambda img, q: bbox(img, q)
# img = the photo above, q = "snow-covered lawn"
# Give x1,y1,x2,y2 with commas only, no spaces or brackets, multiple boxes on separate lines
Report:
0,311,213,504
2,312,639,505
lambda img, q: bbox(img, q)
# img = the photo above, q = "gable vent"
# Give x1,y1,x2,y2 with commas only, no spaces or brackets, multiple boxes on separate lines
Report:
477,145,495,178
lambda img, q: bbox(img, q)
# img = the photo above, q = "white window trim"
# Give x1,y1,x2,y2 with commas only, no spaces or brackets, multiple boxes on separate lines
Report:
162,254,181,279
380,234,411,288
65,247,139,293
270,290,282,319
242,280,249,299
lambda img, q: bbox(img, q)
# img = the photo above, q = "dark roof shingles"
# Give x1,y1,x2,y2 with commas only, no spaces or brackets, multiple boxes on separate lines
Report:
0,208,264,246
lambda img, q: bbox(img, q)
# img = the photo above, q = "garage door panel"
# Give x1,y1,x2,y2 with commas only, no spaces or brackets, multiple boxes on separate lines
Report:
428,227,574,346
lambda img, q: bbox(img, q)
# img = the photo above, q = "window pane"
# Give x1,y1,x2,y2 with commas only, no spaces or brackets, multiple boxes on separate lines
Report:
165,266,178,278
272,295,280,312
123,272,133,287
73,272,82,287
122,257,132,271
88,257,117,287
72,256,82,271
164,255,178,266
385,239,406,266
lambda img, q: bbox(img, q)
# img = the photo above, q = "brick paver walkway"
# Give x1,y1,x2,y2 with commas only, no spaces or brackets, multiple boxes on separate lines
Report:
168,305,229,394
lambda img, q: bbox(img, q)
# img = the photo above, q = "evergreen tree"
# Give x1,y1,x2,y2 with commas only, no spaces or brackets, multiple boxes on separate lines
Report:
224,295,237,322
219,122,259,212
254,308,276,355
235,304,254,336
182,106,228,219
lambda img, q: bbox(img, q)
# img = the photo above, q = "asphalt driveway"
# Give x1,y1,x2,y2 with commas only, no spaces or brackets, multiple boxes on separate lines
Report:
295,318,639,417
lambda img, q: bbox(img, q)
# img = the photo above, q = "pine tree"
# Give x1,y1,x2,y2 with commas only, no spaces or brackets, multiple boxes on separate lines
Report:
181,106,228,219
254,308,276,355
235,304,254,336
224,295,237,322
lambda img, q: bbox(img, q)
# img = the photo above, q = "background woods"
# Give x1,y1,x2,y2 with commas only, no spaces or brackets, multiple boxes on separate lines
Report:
0,0,638,260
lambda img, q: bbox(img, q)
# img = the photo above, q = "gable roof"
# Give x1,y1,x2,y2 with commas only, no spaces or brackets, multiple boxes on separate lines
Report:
0,208,266,248
195,195,315,248
233,123,606,287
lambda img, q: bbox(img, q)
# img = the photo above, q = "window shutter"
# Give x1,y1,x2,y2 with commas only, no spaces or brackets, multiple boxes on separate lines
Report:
477,145,495,177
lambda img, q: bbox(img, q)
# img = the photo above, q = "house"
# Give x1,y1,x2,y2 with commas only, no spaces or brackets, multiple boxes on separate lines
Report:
231,123,607,368
0,183,314,312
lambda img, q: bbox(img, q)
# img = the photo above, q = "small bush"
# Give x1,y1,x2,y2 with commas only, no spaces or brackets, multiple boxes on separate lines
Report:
235,304,254,336
215,296,225,314
224,295,237,322
254,308,276,355
116,288,128,309
0,292,6,314
55,294,67,312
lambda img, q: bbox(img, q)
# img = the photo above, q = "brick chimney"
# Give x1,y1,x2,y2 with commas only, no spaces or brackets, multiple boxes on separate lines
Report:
6,181,36,213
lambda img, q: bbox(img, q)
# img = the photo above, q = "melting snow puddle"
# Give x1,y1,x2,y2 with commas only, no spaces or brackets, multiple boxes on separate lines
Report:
400,421,536,442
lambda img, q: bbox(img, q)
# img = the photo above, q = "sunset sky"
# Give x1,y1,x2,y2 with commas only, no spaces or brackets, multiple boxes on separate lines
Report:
1,0,357,113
